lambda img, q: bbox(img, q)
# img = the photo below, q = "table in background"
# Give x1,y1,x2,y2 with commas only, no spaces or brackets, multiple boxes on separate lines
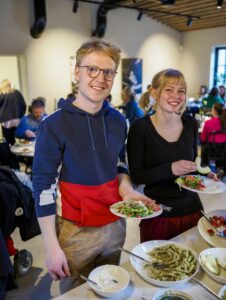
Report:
10,141,35,173
10,141,35,158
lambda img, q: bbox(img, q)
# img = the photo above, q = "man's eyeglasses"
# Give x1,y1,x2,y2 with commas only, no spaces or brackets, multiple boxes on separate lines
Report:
78,65,117,81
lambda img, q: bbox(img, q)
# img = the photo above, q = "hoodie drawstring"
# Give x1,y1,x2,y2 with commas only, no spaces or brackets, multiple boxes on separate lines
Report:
86,115,96,151
102,115,108,147
86,114,108,151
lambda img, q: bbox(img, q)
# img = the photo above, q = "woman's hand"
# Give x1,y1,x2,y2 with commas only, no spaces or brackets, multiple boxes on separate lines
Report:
171,160,197,176
207,172,219,182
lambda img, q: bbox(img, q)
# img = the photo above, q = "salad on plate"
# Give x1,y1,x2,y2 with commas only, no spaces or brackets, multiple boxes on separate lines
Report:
175,175,206,191
110,200,162,219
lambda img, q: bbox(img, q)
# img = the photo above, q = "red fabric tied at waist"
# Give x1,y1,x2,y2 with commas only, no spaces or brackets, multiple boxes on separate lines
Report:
60,177,121,226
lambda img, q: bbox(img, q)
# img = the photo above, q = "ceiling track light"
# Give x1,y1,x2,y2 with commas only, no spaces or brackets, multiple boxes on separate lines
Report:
77,0,200,25
73,0,79,13
160,0,175,5
137,11,143,21
186,16,193,27
217,0,223,8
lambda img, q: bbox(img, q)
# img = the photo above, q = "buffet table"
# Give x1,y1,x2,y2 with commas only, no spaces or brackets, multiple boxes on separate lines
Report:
54,191,226,300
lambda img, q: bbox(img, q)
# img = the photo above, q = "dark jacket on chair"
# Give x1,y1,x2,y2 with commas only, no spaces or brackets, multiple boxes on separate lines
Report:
0,166,40,241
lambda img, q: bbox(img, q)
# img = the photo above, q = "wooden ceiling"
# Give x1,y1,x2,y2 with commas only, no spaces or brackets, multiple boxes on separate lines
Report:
115,0,226,32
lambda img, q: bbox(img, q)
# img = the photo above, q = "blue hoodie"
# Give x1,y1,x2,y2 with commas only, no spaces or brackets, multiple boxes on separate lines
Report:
32,99,128,226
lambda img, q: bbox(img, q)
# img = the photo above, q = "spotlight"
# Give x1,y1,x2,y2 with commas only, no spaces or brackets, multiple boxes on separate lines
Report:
73,0,79,13
186,17,192,27
160,0,175,5
217,0,223,8
137,11,143,21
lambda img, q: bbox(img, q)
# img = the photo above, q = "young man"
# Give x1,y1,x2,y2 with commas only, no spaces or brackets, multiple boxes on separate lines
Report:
32,39,156,293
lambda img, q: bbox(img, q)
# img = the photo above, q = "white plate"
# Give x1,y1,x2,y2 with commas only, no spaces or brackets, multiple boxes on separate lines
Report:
218,285,226,299
153,289,194,300
14,141,32,147
176,175,226,194
197,210,226,248
199,248,226,284
110,200,162,220
12,147,33,154
130,240,199,287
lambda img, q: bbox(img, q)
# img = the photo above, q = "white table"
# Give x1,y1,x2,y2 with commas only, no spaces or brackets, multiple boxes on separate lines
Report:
54,190,226,300
10,141,35,157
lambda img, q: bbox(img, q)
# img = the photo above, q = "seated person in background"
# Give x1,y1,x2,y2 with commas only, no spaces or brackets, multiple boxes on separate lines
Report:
198,84,208,102
15,97,47,141
200,103,226,143
219,85,226,103
202,87,224,110
121,86,144,125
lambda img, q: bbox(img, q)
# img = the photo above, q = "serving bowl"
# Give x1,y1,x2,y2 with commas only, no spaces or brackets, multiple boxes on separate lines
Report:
153,289,195,300
218,285,226,299
199,248,226,284
88,264,130,298
130,240,199,287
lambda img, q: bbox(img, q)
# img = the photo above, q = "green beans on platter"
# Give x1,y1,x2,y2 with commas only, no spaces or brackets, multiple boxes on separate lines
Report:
144,244,197,281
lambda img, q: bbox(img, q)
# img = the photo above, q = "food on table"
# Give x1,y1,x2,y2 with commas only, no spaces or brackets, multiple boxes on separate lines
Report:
206,215,226,236
23,148,31,153
20,140,30,144
144,244,197,281
217,257,226,270
111,200,160,218
210,215,226,228
195,156,211,174
92,266,123,292
200,254,220,275
207,229,214,236
175,175,206,190
157,295,190,300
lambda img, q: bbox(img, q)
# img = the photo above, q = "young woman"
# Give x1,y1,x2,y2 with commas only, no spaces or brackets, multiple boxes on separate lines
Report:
127,69,204,242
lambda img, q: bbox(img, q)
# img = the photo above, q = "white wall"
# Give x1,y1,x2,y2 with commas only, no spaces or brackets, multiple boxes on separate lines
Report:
0,56,20,89
0,0,181,112
181,26,226,98
0,0,225,112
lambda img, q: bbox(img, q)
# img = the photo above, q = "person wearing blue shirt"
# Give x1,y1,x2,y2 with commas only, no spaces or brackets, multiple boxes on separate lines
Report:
15,97,47,141
121,86,144,125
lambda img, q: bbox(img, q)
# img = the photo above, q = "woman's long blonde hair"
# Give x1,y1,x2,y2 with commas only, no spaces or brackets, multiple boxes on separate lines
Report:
0,79,14,94
151,69,187,115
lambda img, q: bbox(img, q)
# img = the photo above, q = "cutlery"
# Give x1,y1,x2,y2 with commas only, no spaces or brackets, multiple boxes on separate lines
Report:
200,210,226,239
192,277,221,299
119,247,168,269
80,274,102,289
161,204,172,212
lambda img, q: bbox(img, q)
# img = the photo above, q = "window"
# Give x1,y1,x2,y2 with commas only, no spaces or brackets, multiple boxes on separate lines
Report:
213,47,226,86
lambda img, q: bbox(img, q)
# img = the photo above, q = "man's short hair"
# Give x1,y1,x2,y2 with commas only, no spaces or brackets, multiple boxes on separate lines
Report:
76,38,121,69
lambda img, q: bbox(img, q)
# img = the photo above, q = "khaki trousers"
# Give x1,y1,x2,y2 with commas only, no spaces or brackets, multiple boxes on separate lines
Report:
56,216,126,294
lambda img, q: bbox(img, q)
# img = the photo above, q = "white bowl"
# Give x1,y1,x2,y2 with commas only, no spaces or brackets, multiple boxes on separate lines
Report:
218,285,226,299
88,264,130,298
153,289,194,300
199,248,226,284
130,240,199,287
